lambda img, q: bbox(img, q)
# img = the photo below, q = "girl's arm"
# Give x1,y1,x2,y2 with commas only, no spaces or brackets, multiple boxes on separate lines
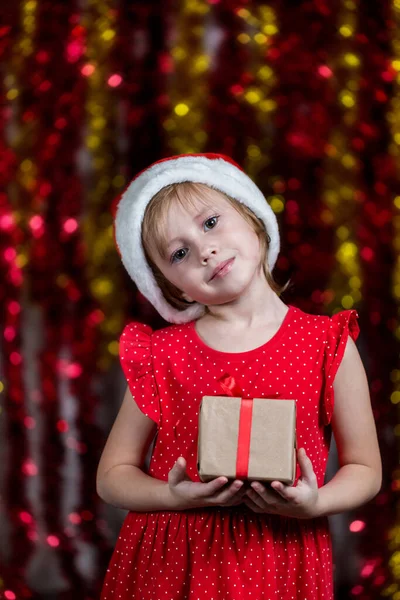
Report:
313,335,382,516
244,336,382,518
96,387,246,512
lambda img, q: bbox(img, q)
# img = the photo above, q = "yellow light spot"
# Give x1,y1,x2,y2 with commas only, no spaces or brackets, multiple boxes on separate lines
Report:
237,8,250,18
87,135,100,149
391,370,400,382
395,0,400,11
16,254,28,268
24,15,35,27
0,381,4,393
323,190,339,206
237,33,250,44
337,241,357,261
194,55,209,73
7,89,19,100
394,133,400,145
193,131,207,145
92,117,106,130
254,33,267,45
259,99,277,112
113,174,125,188
342,153,356,169
171,46,187,60
91,278,113,298
349,276,361,289
339,25,354,37
20,159,33,173
341,295,354,309
263,24,278,35
339,91,355,108
347,79,359,92
247,145,261,158
394,284,400,299
336,226,349,241
269,196,285,214
108,341,119,356
258,65,273,81
174,103,189,117
163,118,175,131
393,60,400,72
245,89,262,104
102,29,115,42
344,53,360,67
391,391,400,404
340,185,354,200
25,0,37,11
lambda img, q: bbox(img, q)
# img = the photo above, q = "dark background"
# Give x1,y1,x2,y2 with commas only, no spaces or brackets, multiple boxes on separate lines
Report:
0,1,398,598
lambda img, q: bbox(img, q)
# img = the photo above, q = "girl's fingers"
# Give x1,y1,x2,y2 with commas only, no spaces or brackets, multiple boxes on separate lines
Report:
200,477,229,497
168,457,187,486
297,448,317,485
250,482,289,504
269,481,298,501
243,496,264,513
213,480,244,503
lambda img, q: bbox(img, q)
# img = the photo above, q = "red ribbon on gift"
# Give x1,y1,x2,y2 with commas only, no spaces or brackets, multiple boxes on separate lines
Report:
218,374,253,479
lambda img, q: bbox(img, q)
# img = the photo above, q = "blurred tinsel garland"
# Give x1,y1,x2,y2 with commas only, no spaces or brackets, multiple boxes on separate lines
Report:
0,0,399,598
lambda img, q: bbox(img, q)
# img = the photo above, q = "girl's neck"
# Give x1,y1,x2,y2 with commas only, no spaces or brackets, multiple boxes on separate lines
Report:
198,273,287,331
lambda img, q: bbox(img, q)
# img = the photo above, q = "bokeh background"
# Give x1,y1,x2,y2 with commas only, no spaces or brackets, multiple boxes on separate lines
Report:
1,0,400,598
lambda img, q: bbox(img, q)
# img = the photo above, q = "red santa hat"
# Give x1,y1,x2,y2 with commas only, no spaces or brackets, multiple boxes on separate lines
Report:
115,153,280,324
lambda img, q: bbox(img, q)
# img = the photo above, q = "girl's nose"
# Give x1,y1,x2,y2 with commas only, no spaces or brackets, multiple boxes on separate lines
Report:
201,247,217,265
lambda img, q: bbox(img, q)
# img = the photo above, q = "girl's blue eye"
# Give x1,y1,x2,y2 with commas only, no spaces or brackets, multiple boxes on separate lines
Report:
171,248,188,263
204,216,219,231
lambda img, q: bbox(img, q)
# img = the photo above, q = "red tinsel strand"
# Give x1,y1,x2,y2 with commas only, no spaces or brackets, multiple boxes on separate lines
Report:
269,0,342,312
27,0,87,591
350,2,398,596
0,3,36,592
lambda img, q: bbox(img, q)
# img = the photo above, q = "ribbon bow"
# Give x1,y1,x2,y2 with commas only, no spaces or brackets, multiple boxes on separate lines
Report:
218,373,255,479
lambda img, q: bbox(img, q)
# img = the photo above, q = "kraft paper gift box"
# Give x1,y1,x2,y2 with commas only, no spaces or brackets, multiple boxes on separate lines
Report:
197,395,297,485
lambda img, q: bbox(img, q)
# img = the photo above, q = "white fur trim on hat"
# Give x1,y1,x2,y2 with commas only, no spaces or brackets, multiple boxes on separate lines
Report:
115,154,280,324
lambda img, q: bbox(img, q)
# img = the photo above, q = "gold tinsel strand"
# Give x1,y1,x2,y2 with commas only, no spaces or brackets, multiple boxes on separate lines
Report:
239,5,278,183
81,0,124,367
382,1,400,596
322,0,363,314
240,5,281,216
164,0,210,154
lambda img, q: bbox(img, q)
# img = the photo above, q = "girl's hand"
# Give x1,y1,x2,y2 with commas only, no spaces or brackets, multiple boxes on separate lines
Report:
244,448,319,519
168,457,248,510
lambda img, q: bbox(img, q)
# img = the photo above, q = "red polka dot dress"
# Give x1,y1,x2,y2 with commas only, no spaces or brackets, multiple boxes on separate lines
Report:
101,305,359,600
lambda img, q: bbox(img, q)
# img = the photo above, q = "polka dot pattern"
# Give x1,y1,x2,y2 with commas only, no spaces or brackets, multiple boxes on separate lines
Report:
101,305,359,599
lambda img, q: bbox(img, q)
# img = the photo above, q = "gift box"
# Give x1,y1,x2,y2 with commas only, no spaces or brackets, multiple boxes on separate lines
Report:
197,393,297,485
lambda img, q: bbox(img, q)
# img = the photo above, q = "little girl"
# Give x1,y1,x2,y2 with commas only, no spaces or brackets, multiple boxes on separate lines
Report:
97,153,381,599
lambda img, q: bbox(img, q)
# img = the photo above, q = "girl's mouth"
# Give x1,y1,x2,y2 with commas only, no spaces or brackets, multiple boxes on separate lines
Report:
210,258,235,281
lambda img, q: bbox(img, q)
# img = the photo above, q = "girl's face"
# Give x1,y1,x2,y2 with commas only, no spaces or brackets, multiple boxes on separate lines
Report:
149,189,265,307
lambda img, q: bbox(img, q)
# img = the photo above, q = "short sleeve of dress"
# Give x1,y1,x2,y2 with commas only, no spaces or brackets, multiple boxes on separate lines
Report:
322,310,360,425
119,322,160,426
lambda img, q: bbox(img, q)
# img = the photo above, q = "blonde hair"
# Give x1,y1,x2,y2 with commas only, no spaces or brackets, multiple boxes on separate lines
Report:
141,182,286,311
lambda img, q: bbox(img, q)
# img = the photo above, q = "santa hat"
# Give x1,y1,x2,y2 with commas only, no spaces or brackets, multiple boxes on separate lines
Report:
115,153,280,324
